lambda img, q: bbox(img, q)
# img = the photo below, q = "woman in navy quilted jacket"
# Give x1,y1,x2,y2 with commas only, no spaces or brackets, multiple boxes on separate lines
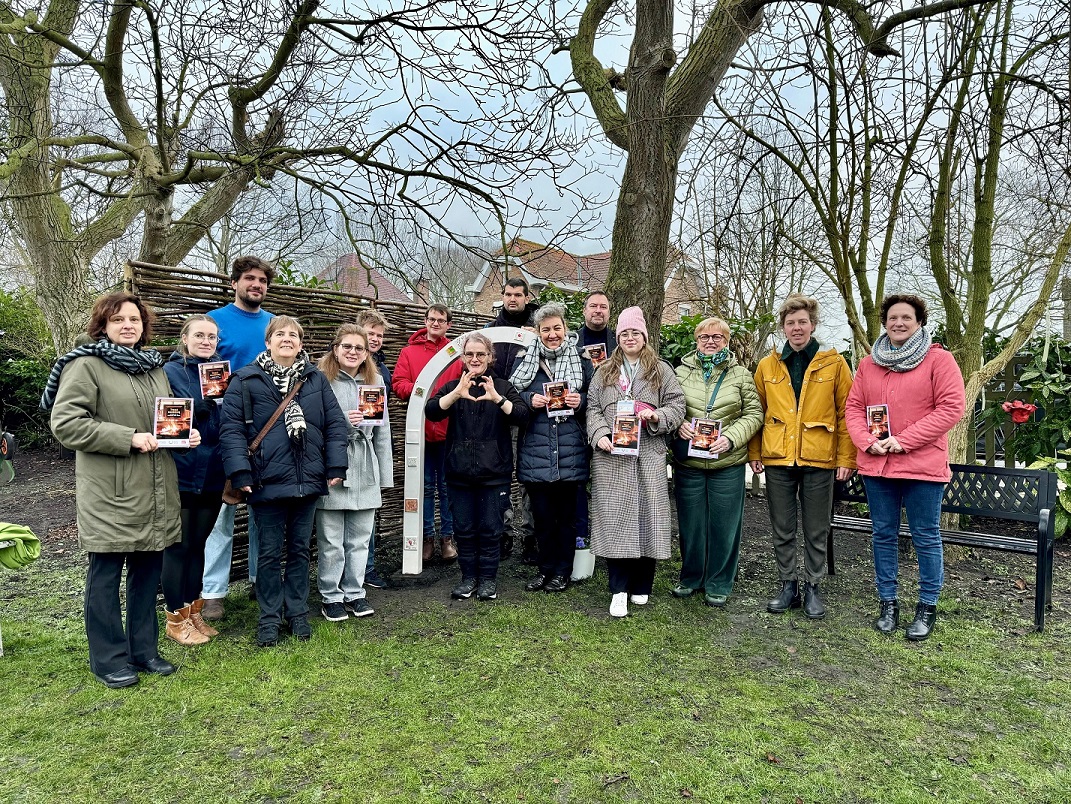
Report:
510,303,593,594
162,315,227,646
219,315,349,647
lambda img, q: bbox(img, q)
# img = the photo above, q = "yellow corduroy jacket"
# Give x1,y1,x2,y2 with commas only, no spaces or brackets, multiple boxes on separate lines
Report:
747,344,857,470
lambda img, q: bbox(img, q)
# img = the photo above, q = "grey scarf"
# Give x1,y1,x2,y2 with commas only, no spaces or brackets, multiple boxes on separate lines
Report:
255,350,308,447
509,331,585,392
870,327,932,372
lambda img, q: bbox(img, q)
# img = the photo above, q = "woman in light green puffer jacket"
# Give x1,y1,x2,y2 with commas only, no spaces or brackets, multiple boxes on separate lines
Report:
671,317,763,607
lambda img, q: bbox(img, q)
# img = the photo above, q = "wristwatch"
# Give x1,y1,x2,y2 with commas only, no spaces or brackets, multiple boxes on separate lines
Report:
496,396,508,408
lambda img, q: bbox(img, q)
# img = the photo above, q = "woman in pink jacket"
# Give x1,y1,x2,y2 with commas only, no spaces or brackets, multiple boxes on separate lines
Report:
845,295,965,641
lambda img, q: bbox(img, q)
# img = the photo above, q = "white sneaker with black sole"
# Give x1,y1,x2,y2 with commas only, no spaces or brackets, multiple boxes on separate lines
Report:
344,598,375,617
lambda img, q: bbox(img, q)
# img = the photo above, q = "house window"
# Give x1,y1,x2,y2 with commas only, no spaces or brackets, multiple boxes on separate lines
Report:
679,304,692,316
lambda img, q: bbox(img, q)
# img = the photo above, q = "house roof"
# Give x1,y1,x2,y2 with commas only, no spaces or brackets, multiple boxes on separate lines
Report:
319,254,412,302
467,238,615,294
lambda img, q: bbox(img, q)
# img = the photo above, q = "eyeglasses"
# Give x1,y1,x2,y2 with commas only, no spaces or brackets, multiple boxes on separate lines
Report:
190,333,218,342
463,352,489,359
697,333,727,344
426,317,448,325
338,344,367,353
619,329,644,339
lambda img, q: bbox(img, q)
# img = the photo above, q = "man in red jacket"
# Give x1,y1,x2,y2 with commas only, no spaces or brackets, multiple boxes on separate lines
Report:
394,304,461,562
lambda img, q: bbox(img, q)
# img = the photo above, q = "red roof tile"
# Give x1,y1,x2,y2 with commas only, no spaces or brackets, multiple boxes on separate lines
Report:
319,254,412,302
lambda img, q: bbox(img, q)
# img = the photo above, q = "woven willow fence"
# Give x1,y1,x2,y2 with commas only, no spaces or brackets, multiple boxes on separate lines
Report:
126,260,495,548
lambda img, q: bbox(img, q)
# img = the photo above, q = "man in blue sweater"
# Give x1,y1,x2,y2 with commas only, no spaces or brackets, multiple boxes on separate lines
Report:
200,256,276,620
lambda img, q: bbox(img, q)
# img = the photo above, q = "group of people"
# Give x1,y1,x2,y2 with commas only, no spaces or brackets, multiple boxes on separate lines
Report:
41,254,965,689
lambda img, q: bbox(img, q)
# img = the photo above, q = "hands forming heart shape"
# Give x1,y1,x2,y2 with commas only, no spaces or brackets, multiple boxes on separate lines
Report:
456,372,499,403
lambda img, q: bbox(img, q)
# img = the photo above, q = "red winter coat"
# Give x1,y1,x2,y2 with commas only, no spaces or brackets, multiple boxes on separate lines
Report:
845,344,965,483
393,328,462,443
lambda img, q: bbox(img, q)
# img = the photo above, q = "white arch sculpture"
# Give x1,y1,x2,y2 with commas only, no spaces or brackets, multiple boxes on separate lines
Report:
400,326,536,575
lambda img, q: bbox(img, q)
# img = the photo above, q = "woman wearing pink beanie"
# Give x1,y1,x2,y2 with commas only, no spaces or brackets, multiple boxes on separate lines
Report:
586,307,686,617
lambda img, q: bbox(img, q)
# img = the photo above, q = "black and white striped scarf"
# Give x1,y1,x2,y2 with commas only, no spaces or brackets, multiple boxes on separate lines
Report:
254,350,308,447
39,340,165,411
509,331,585,392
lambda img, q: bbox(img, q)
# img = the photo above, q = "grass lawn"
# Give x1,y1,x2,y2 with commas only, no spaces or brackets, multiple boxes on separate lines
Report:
2,519,1069,804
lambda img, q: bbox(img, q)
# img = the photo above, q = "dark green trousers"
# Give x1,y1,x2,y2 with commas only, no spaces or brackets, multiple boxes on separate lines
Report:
674,463,746,596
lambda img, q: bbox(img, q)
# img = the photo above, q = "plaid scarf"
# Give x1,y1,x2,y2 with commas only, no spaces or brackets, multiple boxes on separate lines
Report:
40,340,164,411
509,331,585,392
254,350,308,448
871,327,932,373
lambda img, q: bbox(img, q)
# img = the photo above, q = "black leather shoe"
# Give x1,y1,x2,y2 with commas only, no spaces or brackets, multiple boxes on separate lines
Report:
525,574,548,591
451,577,478,599
873,599,900,634
96,667,139,688
766,580,801,614
128,656,176,676
905,603,937,641
476,579,498,601
544,575,569,593
802,582,826,620
500,534,514,558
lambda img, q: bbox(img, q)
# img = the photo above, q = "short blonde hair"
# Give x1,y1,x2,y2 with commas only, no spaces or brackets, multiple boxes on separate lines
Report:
265,315,304,343
778,294,820,327
356,309,389,331
694,317,730,340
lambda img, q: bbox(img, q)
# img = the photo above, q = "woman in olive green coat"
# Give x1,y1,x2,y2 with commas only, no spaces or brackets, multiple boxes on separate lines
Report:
45,293,196,689
671,317,763,607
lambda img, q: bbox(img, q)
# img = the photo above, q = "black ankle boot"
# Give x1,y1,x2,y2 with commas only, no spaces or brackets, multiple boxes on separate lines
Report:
905,603,937,641
873,599,899,634
766,580,801,614
802,582,826,620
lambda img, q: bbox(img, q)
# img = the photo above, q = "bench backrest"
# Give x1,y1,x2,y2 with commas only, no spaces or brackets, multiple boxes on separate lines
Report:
835,463,1057,523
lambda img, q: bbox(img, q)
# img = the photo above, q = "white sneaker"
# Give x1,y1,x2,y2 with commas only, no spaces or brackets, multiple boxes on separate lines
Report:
630,594,649,605
609,592,629,618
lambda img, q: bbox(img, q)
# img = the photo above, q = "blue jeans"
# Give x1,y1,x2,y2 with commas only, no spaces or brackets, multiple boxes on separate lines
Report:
201,502,260,598
250,496,318,628
424,441,453,540
862,476,945,605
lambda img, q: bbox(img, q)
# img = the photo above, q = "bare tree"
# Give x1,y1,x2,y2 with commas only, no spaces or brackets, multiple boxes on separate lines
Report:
564,0,995,344
0,0,565,349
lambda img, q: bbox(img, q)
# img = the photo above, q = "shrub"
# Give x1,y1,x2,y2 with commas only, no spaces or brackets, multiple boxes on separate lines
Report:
0,288,55,446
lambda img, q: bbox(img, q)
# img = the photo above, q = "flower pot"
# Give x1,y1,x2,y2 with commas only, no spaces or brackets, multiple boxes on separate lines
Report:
571,548,595,582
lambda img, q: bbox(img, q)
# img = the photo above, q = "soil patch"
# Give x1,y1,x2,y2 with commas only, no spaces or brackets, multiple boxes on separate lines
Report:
2,446,1067,631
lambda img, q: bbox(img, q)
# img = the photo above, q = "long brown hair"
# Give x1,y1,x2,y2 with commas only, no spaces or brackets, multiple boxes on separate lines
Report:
596,342,663,391
318,324,379,384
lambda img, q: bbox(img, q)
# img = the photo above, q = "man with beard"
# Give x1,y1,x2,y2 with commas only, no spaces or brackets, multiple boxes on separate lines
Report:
200,256,276,620
490,278,539,562
576,291,617,362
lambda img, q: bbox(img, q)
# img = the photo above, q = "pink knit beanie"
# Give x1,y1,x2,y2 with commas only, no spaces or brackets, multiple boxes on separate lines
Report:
615,306,649,341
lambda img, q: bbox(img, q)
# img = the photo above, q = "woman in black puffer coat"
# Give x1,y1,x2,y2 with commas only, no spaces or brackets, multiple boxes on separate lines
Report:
509,303,592,594
219,315,349,647
162,315,228,646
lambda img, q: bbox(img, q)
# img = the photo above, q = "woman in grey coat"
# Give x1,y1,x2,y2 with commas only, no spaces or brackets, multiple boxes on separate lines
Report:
587,307,686,618
45,292,201,688
315,324,394,622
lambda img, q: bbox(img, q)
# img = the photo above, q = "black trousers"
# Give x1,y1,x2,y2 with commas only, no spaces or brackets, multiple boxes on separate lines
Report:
527,481,581,577
449,482,510,580
85,551,163,675
161,491,219,610
251,496,318,629
606,557,656,596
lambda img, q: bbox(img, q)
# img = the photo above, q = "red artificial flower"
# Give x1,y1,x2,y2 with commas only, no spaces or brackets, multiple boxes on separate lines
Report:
1002,400,1037,424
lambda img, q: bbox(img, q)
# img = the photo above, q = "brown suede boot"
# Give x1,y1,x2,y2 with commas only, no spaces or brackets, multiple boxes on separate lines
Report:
440,537,458,561
423,538,434,561
166,606,210,646
189,598,220,638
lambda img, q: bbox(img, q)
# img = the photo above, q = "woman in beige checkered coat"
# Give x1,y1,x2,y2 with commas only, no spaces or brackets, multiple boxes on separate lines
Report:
587,307,686,618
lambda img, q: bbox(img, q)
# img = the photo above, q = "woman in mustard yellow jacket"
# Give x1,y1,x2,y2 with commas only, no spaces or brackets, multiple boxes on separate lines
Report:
748,294,855,620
